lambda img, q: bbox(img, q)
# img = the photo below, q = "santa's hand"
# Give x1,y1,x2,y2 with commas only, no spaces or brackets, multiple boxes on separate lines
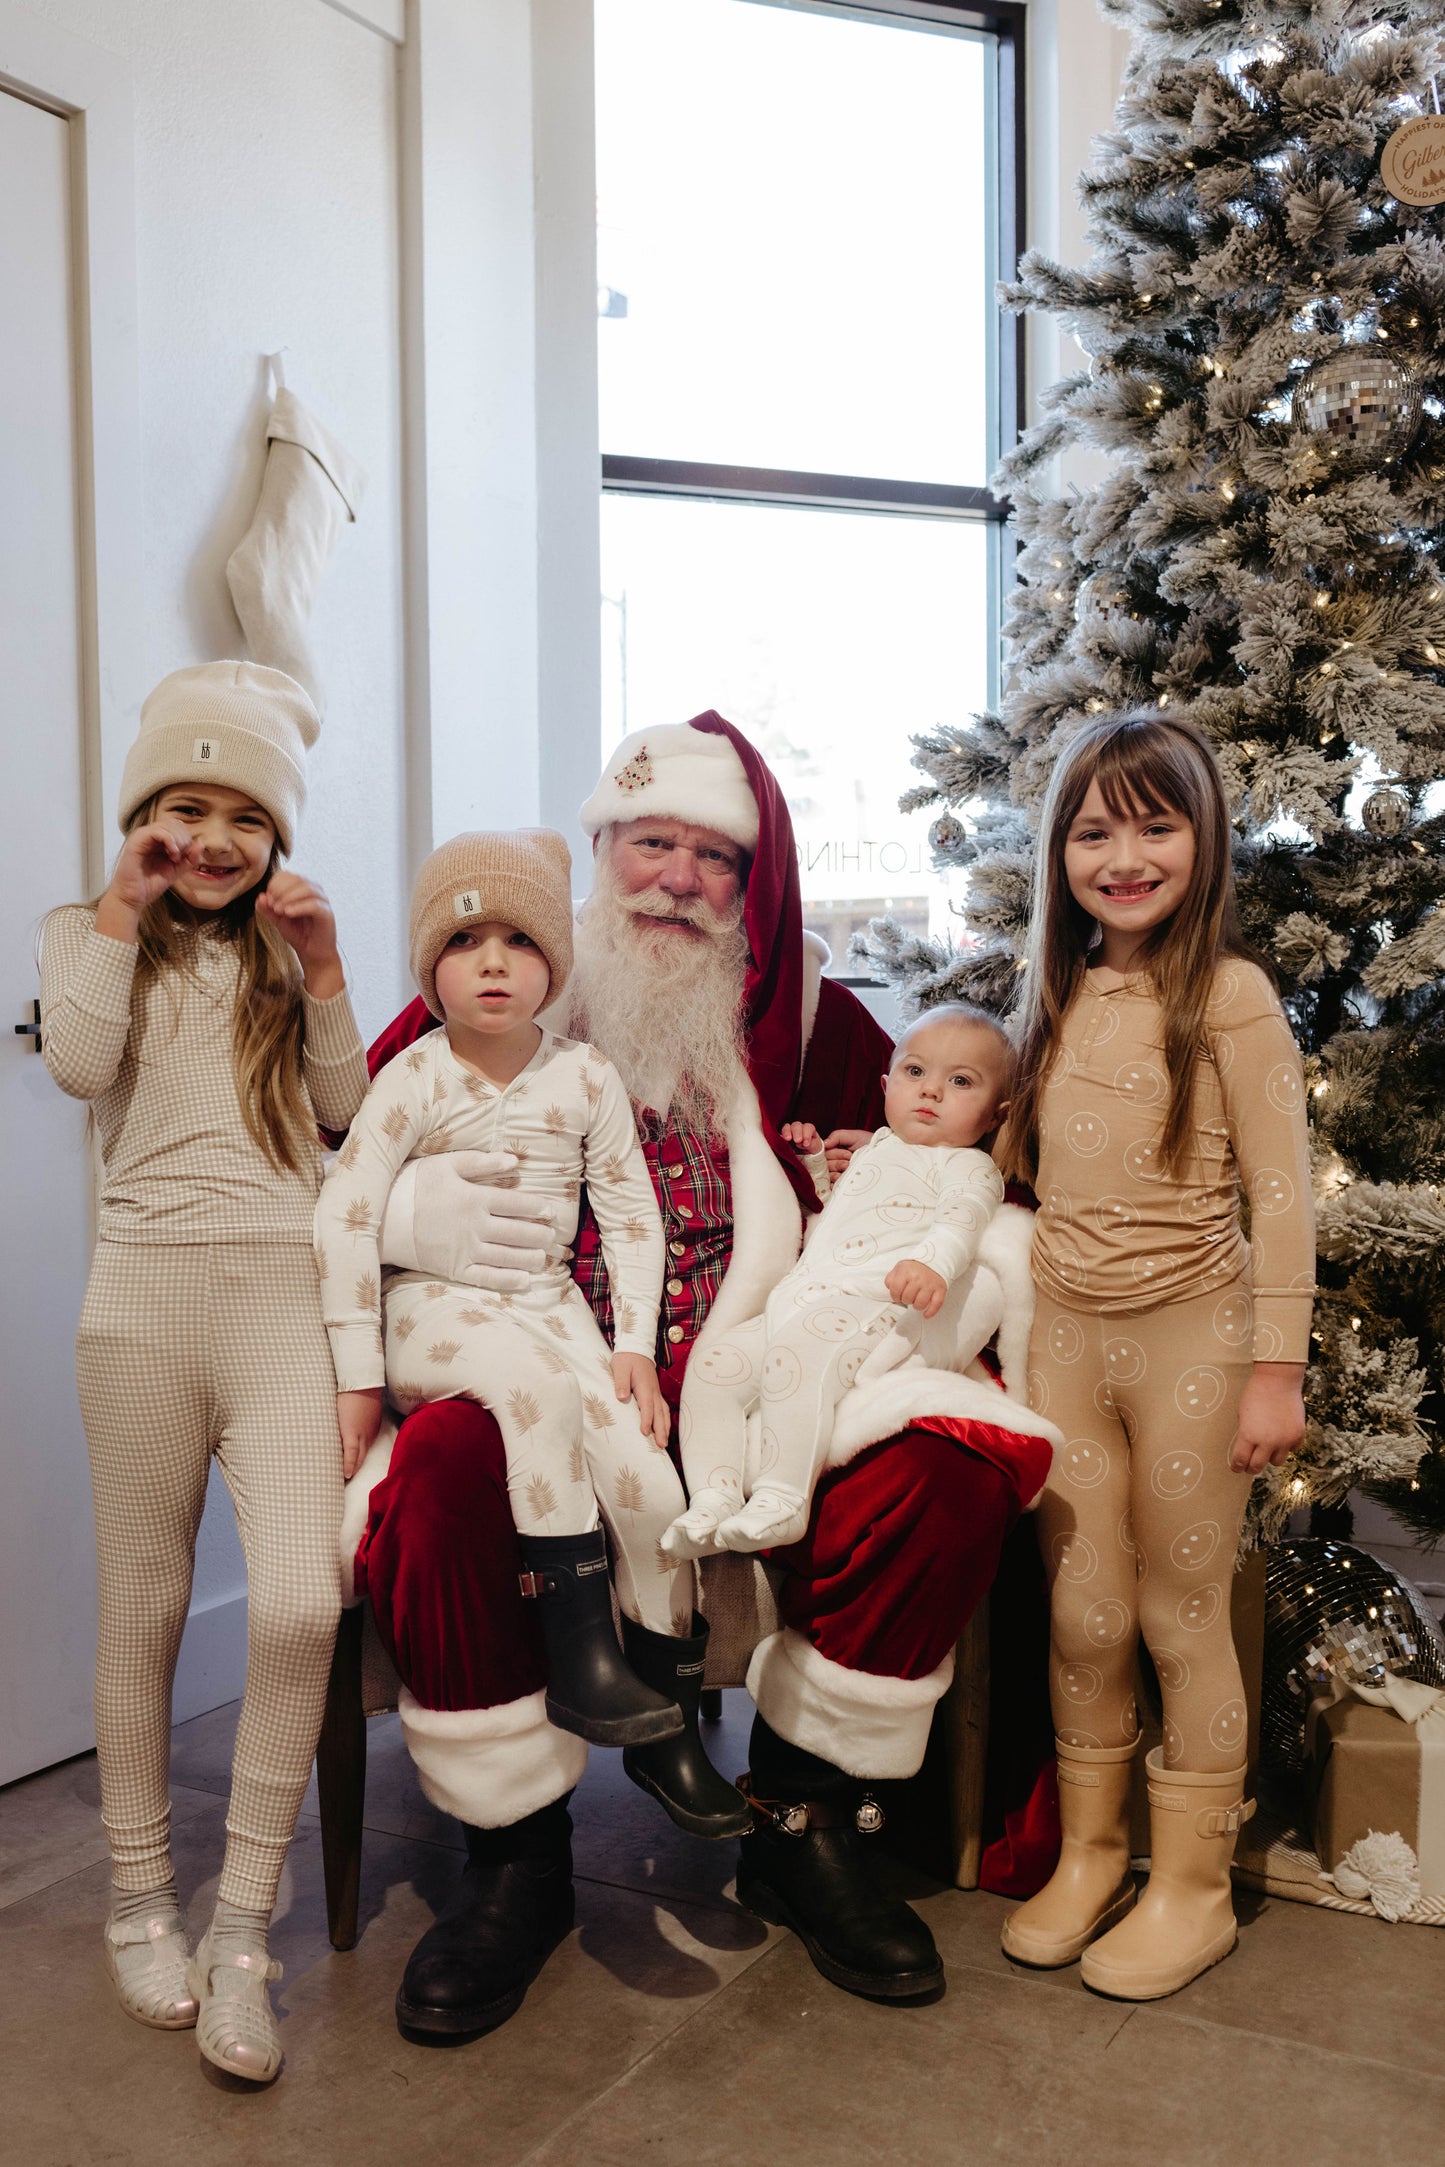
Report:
380,1151,561,1288
822,1127,873,1179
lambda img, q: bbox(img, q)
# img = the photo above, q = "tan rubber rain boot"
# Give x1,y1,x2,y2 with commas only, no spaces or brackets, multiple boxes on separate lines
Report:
1000,1739,1138,1968
1079,1749,1254,2000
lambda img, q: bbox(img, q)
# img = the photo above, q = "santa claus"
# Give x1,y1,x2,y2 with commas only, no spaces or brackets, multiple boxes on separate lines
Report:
345,713,1057,2035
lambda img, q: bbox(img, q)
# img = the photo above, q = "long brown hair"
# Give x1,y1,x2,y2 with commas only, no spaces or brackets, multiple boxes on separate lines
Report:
998,711,1261,1184
105,802,313,1173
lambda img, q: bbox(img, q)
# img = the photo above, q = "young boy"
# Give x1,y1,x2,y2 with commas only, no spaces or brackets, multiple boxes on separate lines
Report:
316,831,712,1769
663,1004,1015,1558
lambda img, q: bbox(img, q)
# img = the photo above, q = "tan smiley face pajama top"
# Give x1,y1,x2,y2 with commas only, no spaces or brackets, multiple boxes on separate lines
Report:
1027,959,1315,1772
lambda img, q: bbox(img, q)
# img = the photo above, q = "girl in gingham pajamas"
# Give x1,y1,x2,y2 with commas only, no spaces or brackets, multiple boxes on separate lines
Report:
998,713,1314,2002
323,832,744,1809
40,664,369,2084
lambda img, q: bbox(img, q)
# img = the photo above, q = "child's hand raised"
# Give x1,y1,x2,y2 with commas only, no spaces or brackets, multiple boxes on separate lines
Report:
886,1258,948,1319
97,823,196,934
782,1120,824,1158
613,1351,671,1451
337,1387,384,1479
257,871,344,998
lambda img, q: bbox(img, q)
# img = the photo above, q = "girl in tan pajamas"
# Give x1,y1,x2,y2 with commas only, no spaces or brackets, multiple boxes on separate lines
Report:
998,712,1313,2002
40,663,368,2084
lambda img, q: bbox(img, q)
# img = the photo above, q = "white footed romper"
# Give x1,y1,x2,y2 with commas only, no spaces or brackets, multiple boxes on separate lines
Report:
677,1131,1005,1545
315,1029,692,1632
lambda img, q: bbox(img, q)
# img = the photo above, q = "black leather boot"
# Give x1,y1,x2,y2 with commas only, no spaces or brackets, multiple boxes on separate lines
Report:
620,1612,753,1838
735,1716,944,2002
395,1799,577,2041
518,1528,683,1746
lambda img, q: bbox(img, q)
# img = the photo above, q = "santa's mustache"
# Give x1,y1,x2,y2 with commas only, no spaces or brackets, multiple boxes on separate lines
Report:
618,892,715,929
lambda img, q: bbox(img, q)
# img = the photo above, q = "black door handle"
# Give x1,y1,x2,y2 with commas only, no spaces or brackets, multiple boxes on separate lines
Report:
14,1000,41,1052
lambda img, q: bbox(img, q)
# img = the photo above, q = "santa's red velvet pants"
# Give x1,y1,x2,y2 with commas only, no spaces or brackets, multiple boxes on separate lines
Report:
355,1402,1019,1824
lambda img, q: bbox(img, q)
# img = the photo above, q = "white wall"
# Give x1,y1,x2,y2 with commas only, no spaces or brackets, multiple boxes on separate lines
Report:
1021,0,1134,484
23,0,407,1714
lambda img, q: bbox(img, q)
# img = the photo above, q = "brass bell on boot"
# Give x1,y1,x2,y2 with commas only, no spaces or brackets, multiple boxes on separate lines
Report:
855,1796,885,1835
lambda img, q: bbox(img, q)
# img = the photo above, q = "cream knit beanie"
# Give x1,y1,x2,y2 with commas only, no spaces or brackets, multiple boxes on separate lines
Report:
410,830,574,1019
118,661,319,855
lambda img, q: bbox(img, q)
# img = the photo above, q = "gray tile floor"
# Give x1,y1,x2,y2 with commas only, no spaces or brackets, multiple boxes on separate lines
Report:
3,1690,1442,2167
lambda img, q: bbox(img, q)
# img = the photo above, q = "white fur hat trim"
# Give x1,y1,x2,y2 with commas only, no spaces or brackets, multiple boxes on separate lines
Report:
579,722,759,850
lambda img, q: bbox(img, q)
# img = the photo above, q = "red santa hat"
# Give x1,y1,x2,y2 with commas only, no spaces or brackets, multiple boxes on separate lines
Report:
585,712,814,1210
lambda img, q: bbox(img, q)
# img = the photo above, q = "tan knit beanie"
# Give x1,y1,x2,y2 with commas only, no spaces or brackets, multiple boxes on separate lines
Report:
118,661,319,855
410,830,574,1019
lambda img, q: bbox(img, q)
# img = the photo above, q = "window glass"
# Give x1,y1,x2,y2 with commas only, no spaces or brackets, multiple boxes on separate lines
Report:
596,0,992,485
600,492,990,964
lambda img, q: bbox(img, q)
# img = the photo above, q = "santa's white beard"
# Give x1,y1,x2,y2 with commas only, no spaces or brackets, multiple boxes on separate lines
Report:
561,857,749,1134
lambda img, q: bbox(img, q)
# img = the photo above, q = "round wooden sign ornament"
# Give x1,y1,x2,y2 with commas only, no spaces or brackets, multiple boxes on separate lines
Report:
1381,114,1445,207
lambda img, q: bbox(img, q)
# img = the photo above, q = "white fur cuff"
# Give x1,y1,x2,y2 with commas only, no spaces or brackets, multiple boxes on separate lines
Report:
399,1687,588,1826
746,1628,954,1781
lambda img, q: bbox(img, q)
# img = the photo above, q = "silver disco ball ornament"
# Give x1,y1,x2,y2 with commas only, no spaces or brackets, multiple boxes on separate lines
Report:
1261,1537,1445,1778
1074,570,1132,624
928,812,968,859
1291,351,1422,476
1361,785,1409,838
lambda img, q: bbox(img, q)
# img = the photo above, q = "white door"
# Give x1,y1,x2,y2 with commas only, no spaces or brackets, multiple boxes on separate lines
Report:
0,86,100,1784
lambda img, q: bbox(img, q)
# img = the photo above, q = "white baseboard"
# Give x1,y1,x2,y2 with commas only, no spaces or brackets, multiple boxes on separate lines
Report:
173,1590,248,1725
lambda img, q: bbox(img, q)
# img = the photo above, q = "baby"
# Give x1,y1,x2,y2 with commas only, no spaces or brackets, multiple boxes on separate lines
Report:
663,1004,1016,1559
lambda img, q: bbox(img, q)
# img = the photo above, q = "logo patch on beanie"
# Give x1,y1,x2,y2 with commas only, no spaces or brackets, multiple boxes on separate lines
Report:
453,890,482,919
616,745,653,794
193,737,219,765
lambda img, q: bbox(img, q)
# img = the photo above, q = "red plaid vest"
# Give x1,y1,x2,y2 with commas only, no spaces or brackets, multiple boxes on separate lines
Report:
572,1108,732,1409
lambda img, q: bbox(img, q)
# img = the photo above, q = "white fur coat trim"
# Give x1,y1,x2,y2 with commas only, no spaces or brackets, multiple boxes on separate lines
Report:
827,1362,1062,1497
339,1419,398,1604
747,1627,954,1781
799,930,829,1068
688,1070,804,1360
398,1686,588,1827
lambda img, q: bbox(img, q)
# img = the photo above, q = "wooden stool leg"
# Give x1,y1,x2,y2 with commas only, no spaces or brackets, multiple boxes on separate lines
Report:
943,1598,990,1890
315,1605,367,1951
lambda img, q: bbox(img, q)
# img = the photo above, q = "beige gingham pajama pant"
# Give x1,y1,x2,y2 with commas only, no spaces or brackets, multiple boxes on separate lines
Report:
76,1240,342,1909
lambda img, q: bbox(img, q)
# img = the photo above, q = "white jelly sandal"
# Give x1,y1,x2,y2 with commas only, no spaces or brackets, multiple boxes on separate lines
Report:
103,1913,199,2029
187,1930,285,2082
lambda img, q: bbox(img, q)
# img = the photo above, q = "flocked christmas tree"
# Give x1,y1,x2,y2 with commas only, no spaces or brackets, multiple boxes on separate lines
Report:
855,0,1445,1543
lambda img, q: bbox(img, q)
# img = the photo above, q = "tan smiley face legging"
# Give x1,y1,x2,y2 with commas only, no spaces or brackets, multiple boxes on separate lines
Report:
1028,1278,1256,1772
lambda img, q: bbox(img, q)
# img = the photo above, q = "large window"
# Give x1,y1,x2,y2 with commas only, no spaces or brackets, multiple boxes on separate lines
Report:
596,0,1023,967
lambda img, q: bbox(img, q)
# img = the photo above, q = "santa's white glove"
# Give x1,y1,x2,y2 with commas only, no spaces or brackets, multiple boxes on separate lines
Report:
378,1152,562,1290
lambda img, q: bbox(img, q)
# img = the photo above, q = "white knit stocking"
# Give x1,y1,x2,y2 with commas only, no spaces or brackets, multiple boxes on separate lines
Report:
226,373,365,714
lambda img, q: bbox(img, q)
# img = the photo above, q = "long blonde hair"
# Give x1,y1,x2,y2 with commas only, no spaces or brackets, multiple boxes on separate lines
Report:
998,712,1261,1184
102,802,313,1173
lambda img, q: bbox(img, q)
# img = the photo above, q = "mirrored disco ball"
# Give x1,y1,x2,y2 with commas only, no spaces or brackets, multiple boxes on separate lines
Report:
1261,1537,1445,1779
1291,352,1422,476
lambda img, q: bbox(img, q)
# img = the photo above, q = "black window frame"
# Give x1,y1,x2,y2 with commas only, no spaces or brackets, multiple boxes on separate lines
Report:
599,0,1027,704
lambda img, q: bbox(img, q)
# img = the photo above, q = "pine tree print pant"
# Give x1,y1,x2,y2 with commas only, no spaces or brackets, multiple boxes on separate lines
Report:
75,1241,342,1909
1028,1280,1256,1772
681,1293,900,1518
384,1275,690,1634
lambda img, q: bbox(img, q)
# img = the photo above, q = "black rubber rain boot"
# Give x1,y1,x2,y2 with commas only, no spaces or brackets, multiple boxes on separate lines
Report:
620,1612,754,1838
735,1715,944,2002
395,1800,577,2041
518,1528,683,1746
